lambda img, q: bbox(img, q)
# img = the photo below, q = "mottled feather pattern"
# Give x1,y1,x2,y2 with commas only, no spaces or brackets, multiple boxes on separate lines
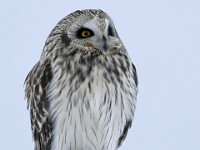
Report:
25,60,52,149
48,49,137,150
25,9,138,150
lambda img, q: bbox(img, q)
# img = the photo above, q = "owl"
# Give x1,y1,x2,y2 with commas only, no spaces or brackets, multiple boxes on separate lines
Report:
25,9,138,150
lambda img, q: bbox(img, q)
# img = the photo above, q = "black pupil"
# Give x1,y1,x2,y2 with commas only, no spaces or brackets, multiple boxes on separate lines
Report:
83,31,90,36
77,28,94,38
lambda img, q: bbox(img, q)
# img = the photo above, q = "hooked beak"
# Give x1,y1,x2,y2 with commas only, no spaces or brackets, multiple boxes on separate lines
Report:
102,36,108,51
92,34,122,53
96,35,110,52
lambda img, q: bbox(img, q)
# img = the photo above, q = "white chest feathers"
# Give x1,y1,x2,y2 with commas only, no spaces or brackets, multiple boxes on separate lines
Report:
48,65,137,150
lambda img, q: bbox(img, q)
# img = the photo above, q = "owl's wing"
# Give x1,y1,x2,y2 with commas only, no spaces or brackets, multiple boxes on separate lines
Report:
25,59,52,150
117,63,138,147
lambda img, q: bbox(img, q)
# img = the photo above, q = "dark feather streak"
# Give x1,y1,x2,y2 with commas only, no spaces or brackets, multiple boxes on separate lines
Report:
117,120,132,147
61,33,71,46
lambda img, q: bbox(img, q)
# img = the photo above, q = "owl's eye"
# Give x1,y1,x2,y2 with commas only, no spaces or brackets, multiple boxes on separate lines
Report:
81,31,91,37
77,28,94,38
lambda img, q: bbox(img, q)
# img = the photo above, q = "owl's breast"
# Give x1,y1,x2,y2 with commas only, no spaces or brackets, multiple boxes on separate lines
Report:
48,57,137,150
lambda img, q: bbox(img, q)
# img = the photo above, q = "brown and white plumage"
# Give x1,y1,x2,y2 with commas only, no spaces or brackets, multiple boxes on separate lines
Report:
25,9,138,150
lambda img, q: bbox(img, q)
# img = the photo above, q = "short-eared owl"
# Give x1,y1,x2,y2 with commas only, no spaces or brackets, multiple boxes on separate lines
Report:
25,9,138,150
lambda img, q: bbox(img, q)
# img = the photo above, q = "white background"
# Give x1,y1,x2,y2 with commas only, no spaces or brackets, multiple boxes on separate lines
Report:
0,0,200,150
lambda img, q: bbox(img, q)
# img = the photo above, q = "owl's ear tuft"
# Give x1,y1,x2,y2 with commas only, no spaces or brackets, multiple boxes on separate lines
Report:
61,33,71,46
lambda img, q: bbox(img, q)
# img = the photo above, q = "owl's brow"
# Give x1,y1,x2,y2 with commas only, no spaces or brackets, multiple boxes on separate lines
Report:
96,18,107,32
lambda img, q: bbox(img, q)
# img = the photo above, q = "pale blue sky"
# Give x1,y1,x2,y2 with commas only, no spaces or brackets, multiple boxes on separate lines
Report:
0,0,200,150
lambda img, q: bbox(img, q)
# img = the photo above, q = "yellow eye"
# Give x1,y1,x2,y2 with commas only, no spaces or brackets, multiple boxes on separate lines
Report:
77,28,94,38
81,31,91,37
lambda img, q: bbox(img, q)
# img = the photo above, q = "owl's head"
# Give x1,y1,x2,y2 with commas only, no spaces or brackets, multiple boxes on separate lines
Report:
44,9,125,58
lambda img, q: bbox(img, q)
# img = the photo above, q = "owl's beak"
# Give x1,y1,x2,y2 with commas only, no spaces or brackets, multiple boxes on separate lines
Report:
101,36,122,52
94,35,121,52
102,36,108,51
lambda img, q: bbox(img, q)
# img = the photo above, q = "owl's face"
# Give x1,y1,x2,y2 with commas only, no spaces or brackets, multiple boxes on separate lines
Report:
64,10,123,54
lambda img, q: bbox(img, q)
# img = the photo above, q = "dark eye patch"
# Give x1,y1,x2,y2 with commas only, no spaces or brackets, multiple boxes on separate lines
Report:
108,25,115,37
77,28,94,38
